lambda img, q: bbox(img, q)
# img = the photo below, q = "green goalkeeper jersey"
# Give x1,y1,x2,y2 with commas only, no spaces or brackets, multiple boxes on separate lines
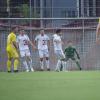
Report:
64,46,80,59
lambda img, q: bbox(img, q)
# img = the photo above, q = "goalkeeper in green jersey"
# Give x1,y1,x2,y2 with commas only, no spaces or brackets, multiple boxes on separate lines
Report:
64,41,82,70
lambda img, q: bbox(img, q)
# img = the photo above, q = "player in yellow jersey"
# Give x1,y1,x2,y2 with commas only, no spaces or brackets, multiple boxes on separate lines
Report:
6,27,19,72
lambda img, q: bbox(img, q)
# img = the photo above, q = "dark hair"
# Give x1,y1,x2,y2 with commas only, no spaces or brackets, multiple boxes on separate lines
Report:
11,27,17,31
56,29,61,33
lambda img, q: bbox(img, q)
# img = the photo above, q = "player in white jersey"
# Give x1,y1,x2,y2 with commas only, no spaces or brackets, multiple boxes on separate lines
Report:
35,29,50,71
17,29,35,72
53,29,66,71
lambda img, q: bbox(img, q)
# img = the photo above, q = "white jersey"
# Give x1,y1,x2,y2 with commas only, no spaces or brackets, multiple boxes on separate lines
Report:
35,34,50,50
53,34,63,51
17,34,30,51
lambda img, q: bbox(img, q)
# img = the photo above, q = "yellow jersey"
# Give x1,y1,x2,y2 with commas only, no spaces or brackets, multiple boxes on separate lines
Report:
7,32,16,50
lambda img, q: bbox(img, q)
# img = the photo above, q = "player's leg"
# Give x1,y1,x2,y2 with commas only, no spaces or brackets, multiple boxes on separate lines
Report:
76,59,81,70
6,47,12,72
56,60,61,71
60,52,66,71
26,56,34,72
20,50,29,72
55,50,62,71
44,49,50,71
14,58,19,72
62,55,69,71
39,50,44,71
7,59,12,72
7,52,12,72
22,57,29,72
56,50,66,71
13,50,19,72
45,57,50,71
40,58,44,71
25,50,34,72
61,60,67,71
72,57,81,70
60,60,63,71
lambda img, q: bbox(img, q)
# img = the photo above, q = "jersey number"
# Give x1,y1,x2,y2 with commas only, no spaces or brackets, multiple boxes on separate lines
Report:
23,40,28,45
42,40,46,45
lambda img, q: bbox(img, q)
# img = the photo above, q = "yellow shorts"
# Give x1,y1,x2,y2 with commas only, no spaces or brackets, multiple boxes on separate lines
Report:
6,46,19,59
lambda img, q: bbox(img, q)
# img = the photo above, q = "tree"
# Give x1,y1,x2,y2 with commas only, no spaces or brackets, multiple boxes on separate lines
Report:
20,4,30,17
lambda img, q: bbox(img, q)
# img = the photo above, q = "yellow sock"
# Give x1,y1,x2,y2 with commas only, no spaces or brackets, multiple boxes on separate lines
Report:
14,59,19,71
7,60,11,71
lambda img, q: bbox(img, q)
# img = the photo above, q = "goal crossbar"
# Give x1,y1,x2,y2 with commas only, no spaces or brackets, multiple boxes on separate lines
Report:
0,17,99,20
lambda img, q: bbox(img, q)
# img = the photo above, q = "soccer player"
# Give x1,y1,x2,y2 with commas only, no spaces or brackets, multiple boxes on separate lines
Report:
35,29,50,71
17,29,35,72
96,17,100,44
64,41,81,70
53,29,66,71
6,27,19,72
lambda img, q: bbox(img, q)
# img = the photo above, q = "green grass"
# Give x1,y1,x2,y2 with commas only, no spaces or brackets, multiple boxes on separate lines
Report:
0,71,100,100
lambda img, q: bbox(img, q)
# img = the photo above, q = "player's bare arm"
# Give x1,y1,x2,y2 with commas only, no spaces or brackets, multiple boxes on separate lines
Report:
13,41,19,50
29,40,36,50
34,40,37,49
96,22,100,44
48,40,50,50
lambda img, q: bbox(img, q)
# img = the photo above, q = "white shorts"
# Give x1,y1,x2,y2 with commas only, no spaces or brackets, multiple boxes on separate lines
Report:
20,49,31,57
55,50,65,60
38,49,49,58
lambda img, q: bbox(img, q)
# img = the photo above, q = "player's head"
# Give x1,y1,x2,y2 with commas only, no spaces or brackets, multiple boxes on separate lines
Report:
19,29,25,35
67,40,73,47
11,27,19,33
56,29,62,36
40,29,45,36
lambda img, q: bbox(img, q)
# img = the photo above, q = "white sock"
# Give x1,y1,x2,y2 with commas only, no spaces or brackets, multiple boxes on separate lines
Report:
56,60,61,71
23,61,29,71
28,59,34,71
46,60,49,69
29,60,32,68
40,61,44,69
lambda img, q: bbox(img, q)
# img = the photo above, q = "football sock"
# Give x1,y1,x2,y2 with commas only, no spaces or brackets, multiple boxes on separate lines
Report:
56,60,61,71
23,61,29,70
60,61,63,71
28,59,32,68
76,61,81,70
7,60,11,71
46,60,49,69
14,59,19,71
40,61,44,69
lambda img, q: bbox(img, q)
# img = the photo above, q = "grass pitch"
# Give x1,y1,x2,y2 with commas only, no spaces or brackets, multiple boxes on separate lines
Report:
0,71,100,100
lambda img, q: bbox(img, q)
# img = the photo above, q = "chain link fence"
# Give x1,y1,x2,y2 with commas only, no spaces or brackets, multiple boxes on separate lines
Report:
0,18,99,71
